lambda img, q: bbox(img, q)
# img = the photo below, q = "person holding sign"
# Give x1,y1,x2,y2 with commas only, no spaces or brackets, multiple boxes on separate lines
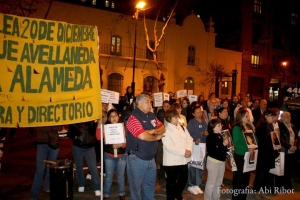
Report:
187,106,207,195
278,112,299,189
253,109,279,195
68,121,101,197
102,109,127,200
125,94,165,200
232,109,256,200
162,109,193,200
204,118,229,200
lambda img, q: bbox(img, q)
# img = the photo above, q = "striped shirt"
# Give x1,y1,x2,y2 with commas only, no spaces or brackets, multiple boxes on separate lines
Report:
126,115,163,137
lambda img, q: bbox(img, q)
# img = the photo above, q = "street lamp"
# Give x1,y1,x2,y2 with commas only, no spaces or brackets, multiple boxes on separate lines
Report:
282,61,287,86
131,1,146,96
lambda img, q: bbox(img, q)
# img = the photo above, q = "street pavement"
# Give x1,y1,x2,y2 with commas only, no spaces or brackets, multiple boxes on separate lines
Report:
1,128,300,200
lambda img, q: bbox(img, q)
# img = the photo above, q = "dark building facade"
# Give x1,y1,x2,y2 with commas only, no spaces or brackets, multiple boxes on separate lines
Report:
194,0,300,103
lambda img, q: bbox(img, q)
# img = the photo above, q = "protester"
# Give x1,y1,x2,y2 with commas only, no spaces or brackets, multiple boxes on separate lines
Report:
233,97,254,123
232,109,256,200
181,97,192,122
253,109,279,198
204,118,228,200
162,109,193,200
187,106,207,195
101,109,127,200
123,86,134,106
252,99,268,126
125,93,165,200
203,98,218,123
172,102,187,127
216,107,232,133
68,121,101,196
229,95,239,122
278,111,299,189
30,126,62,200
156,100,171,169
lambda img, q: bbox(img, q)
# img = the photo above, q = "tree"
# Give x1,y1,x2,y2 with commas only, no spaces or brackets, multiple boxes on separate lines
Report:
0,0,53,19
196,61,230,97
143,0,178,71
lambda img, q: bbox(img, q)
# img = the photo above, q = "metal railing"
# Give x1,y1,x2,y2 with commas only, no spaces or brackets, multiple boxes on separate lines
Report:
99,43,164,61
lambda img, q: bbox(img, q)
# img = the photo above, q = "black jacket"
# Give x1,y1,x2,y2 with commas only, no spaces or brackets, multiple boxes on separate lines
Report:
256,122,279,170
252,108,263,126
68,121,97,149
206,132,228,162
279,122,299,153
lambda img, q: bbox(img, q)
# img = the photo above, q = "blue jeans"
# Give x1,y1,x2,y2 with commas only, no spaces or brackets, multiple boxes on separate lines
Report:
188,163,204,186
72,145,100,191
127,154,156,200
30,144,60,199
103,152,127,197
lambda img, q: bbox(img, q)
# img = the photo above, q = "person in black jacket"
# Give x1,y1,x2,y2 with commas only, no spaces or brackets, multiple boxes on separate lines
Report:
278,111,299,189
204,118,228,200
252,99,267,126
68,121,101,196
253,109,279,194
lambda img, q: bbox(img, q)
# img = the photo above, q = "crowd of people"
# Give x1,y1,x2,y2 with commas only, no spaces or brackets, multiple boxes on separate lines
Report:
3,87,299,200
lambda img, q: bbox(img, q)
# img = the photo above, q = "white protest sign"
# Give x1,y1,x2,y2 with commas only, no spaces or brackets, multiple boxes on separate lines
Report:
153,92,163,107
108,90,120,104
104,123,125,144
176,90,187,98
188,95,198,104
101,89,110,103
101,89,120,104
163,93,170,101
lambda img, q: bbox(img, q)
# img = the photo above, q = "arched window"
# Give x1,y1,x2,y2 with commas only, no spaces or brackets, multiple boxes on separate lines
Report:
111,35,122,55
184,77,194,91
143,76,159,93
108,73,124,94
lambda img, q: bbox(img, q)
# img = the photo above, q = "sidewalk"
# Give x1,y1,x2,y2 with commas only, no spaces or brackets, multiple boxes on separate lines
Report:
0,128,300,200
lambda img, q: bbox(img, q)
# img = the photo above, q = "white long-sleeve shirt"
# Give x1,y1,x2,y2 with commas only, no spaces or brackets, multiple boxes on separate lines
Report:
162,122,193,166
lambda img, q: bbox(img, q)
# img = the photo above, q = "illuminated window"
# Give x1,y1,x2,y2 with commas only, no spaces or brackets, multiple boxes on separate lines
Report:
111,2,115,9
251,52,261,68
187,45,195,66
105,0,109,7
221,81,229,95
111,35,122,55
254,0,261,14
291,13,298,25
108,73,124,94
92,0,96,5
184,77,194,91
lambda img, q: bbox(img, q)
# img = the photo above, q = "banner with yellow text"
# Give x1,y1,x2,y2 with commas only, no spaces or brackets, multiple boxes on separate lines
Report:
0,14,102,127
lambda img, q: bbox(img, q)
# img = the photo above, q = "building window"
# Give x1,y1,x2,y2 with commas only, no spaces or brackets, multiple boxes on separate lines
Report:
251,52,261,68
111,35,122,55
291,13,298,25
143,76,159,93
108,73,124,94
105,0,109,7
187,45,195,66
92,0,96,5
253,0,262,14
146,41,154,60
184,77,194,91
111,2,115,9
252,23,263,44
221,81,229,95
